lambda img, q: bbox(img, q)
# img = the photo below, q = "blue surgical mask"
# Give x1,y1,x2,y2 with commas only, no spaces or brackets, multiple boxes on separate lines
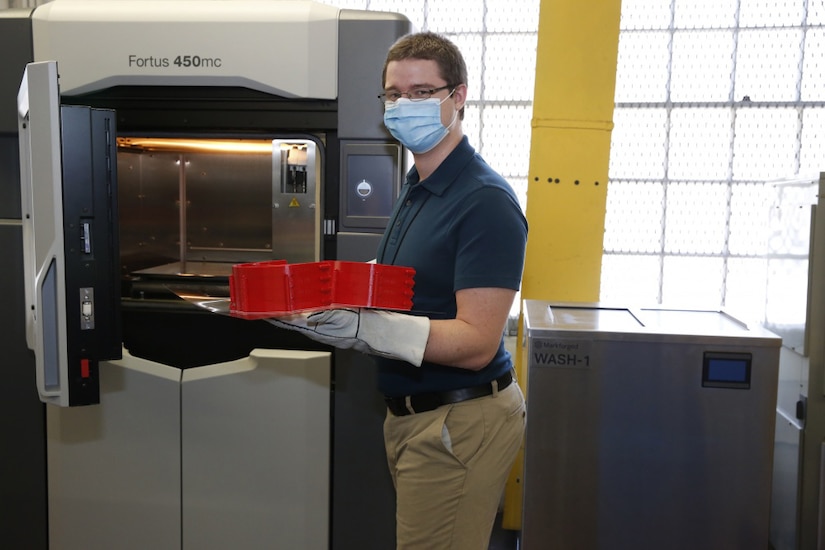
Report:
383,96,458,154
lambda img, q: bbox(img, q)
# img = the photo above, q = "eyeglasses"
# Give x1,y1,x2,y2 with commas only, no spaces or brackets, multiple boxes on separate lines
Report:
378,85,454,104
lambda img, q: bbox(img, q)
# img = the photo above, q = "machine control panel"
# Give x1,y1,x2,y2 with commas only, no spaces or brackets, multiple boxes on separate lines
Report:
702,351,752,389
339,141,401,231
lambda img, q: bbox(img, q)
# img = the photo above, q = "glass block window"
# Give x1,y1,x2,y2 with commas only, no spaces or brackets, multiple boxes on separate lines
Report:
606,0,824,324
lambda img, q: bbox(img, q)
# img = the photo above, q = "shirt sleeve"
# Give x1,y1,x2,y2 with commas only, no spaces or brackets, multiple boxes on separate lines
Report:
453,185,528,292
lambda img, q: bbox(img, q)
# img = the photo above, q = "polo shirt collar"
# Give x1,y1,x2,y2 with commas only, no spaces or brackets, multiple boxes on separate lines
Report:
405,136,475,196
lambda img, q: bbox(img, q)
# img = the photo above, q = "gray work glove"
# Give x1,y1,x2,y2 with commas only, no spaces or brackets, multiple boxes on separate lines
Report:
268,308,430,366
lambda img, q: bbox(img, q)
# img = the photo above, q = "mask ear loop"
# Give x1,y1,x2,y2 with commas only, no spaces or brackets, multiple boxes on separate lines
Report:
438,88,459,133
445,108,459,132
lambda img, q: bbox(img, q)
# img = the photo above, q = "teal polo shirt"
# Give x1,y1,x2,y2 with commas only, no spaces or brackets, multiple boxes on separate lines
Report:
376,136,528,397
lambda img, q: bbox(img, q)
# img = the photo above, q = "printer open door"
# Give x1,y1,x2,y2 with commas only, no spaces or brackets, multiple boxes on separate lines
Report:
17,61,121,406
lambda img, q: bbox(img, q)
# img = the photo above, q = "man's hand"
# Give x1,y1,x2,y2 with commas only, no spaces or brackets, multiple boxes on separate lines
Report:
268,308,430,366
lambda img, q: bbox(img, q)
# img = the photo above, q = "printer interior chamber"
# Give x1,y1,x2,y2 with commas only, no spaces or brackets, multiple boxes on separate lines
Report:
117,135,323,287
58,84,379,367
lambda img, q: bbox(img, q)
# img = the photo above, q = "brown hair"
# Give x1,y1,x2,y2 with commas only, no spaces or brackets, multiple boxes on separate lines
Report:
382,32,468,119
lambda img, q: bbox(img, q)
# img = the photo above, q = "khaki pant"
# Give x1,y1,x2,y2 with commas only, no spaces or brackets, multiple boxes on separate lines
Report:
383,382,526,550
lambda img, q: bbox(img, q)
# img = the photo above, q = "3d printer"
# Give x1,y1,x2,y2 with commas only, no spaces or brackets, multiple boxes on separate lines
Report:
5,1,412,548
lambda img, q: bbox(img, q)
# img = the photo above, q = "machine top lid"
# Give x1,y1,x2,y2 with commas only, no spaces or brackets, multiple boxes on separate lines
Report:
31,0,342,98
523,300,781,345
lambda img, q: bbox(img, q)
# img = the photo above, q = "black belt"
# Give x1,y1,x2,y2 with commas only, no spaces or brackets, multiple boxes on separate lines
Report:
385,370,514,417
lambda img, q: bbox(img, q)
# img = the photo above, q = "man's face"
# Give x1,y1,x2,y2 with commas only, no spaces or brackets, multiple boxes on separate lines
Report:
384,58,456,128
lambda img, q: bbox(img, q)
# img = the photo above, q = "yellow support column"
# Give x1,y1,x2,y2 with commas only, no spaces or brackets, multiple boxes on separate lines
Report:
502,0,622,530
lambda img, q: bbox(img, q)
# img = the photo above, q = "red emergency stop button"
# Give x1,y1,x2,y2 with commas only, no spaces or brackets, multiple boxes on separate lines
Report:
80,358,90,379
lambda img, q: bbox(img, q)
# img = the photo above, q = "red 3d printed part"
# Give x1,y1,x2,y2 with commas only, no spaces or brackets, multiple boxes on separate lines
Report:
229,260,414,319
331,261,415,311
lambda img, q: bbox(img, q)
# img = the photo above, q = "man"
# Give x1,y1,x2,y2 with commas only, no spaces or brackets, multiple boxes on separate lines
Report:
272,32,527,550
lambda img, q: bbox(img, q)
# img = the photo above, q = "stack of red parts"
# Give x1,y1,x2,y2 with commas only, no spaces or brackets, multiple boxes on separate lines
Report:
229,260,415,320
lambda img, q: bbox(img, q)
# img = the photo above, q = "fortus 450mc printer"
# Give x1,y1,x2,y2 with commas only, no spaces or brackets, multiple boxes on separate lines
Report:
1,1,412,548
